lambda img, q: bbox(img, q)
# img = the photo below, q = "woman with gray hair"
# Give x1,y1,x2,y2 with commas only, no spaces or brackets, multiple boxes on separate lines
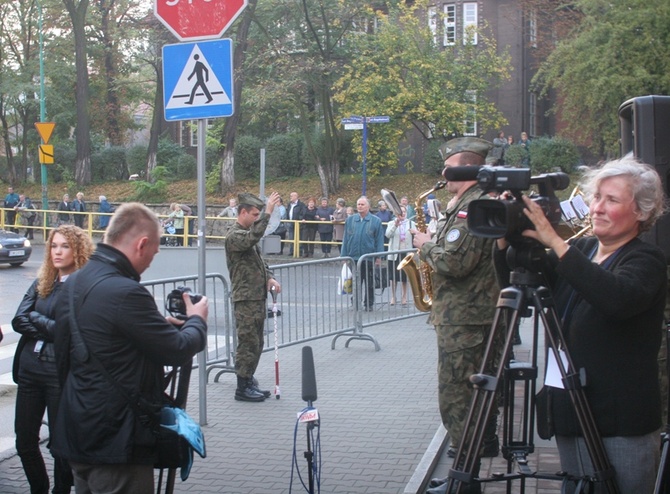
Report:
494,156,666,492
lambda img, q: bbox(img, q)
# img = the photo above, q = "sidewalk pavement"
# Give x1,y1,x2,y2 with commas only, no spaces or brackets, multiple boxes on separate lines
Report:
0,314,563,493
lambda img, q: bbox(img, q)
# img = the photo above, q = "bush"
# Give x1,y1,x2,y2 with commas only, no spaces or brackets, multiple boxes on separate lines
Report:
127,145,148,176
503,144,528,167
528,136,580,174
266,133,304,177
234,135,262,179
132,172,168,203
92,146,128,181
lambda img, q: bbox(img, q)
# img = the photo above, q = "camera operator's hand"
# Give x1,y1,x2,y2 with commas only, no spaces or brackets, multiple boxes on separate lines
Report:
521,195,569,259
167,293,208,326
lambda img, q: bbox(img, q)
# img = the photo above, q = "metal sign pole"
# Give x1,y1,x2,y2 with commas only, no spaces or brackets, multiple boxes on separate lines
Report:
197,118,208,426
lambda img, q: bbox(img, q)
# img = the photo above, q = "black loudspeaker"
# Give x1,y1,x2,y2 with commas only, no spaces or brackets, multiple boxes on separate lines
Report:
618,95,670,262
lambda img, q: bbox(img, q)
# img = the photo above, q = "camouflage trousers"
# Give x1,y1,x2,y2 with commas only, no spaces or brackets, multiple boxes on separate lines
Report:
233,300,267,379
436,323,502,447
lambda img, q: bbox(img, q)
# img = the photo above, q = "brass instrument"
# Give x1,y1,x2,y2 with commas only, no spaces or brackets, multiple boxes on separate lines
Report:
381,182,447,312
559,186,592,241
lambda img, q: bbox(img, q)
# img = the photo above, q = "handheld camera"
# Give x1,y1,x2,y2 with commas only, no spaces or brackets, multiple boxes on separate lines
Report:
166,286,203,317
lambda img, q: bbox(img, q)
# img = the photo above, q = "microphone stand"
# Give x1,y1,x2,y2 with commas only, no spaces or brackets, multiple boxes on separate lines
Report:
304,400,317,494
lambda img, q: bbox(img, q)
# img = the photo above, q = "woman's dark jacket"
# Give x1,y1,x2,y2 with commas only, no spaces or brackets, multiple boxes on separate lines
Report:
303,207,318,233
51,243,207,465
12,279,62,383
495,236,666,437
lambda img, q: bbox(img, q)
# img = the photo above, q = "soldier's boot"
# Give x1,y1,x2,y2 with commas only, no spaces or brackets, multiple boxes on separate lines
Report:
427,459,481,494
251,376,271,398
235,376,266,402
481,413,499,458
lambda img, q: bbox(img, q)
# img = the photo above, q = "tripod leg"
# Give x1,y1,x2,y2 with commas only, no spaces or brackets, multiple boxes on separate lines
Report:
442,286,527,493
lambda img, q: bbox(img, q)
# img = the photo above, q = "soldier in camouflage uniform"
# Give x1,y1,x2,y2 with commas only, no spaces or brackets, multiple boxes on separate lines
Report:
225,191,282,402
412,138,502,487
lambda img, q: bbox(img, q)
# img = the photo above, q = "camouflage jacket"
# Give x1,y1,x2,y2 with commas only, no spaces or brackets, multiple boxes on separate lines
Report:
419,185,499,326
225,213,274,303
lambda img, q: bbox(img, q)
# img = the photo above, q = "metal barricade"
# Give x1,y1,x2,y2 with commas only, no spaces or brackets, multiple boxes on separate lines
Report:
140,252,423,383
141,273,234,376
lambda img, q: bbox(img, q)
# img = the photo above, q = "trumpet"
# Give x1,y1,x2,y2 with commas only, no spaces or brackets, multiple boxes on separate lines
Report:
381,182,446,312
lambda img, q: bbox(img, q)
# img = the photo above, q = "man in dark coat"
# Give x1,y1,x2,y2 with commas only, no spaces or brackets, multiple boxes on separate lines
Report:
286,191,306,256
52,202,208,493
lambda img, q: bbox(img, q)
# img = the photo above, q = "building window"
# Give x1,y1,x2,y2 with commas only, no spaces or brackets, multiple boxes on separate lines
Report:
529,10,537,48
443,4,456,46
464,90,477,136
529,93,537,137
428,6,438,44
190,119,214,147
463,2,478,45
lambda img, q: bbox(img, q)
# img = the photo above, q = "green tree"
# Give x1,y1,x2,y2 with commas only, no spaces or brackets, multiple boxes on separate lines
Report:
242,0,372,197
534,0,670,158
333,0,509,175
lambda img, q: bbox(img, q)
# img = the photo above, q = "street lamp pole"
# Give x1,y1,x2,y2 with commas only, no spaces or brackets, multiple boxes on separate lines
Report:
37,0,48,212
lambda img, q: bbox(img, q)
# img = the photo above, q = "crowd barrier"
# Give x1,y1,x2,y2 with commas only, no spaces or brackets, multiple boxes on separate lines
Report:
140,251,423,421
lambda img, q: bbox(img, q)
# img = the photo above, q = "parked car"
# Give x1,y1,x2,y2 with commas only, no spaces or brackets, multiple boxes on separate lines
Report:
0,229,32,267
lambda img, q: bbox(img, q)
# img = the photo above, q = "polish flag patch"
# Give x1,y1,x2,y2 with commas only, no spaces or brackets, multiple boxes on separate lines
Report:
457,210,468,219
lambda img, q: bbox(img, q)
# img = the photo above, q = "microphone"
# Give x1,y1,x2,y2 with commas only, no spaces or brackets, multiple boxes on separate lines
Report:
301,346,318,402
443,165,482,182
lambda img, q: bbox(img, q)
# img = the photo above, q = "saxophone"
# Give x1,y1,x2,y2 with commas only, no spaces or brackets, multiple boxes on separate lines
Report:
381,182,446,312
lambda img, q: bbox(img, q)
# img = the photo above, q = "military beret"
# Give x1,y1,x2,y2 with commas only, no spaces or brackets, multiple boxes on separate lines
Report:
237,193,265,210
439,137,494,162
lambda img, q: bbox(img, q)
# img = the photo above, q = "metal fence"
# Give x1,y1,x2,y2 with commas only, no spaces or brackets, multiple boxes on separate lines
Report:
136,249,425,422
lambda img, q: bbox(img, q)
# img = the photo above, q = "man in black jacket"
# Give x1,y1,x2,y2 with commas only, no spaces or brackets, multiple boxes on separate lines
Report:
286,191,306,256
52,202,208,494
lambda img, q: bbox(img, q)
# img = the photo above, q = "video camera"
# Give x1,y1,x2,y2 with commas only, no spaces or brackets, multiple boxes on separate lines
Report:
166,286,203,317
444,165,570,242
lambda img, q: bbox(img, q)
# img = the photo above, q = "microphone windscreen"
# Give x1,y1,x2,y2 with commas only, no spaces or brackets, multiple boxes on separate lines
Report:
302,346,318,402
443,165,482,182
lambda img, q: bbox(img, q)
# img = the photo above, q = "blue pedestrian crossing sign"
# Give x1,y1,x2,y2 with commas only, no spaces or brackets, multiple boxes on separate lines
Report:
162,39,234,121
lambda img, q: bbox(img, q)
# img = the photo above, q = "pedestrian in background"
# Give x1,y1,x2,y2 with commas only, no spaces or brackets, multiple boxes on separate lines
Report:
5,186,20,232
15,194,36,239
340,196,385,311
72,192,86,229
56,194,72,226
167,202,185,246
98,196,114,230
385,205,415,306
12,225,94,494
315,197,335,258
332,198,347,254
301,197,318,258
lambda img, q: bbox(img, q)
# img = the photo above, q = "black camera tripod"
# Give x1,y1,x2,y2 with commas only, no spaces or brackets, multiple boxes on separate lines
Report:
442,260,620,493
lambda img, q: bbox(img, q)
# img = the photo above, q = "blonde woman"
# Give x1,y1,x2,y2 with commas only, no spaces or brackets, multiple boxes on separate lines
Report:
12,225,94,493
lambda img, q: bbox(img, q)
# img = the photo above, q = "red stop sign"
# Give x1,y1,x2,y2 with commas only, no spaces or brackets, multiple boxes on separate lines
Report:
154,0,248,41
